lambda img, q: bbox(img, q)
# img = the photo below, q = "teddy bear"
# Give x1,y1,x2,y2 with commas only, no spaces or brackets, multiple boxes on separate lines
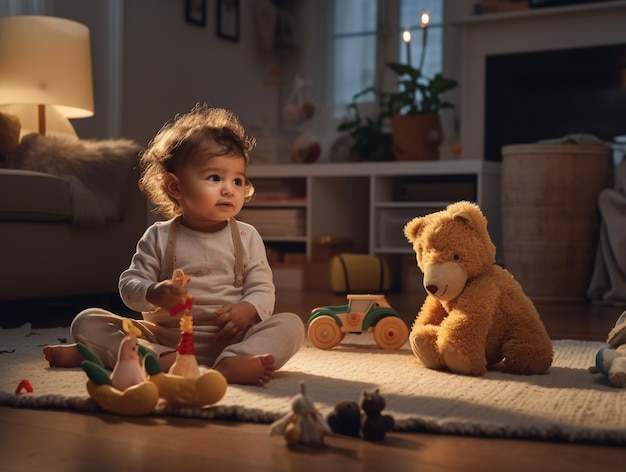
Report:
403,201,553,376
591,310,626,387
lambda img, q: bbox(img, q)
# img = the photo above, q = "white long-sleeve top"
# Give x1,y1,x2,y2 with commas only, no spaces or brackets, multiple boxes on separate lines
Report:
119,218,275,331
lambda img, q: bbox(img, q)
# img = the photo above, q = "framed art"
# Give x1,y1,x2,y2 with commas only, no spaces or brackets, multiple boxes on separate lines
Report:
185,0,206,27
217,0,240,42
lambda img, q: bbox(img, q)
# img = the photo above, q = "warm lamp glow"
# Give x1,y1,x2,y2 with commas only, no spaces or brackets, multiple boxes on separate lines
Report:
420,11,430,29
0,15,94,135
0,104,78,140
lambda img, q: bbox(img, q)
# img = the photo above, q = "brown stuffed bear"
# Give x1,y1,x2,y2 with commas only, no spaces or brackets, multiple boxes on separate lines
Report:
403,201,553,376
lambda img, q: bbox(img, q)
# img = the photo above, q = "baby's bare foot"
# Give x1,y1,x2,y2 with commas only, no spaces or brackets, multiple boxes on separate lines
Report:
43,343,84,368
215,354,276,386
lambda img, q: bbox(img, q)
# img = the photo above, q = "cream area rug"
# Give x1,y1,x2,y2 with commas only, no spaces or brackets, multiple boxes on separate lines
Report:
1,324,625,444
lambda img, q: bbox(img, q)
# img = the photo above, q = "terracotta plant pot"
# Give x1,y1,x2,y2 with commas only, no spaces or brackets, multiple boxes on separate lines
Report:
391,113,442,161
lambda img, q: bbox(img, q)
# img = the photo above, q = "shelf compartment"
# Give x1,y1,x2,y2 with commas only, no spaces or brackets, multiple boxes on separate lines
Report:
238,207,305,238
249,177,307,205
375,206,447,253
394,174,477,202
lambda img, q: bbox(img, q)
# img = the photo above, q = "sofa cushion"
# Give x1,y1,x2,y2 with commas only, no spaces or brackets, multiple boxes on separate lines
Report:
9,133,142,226
0,169,72,222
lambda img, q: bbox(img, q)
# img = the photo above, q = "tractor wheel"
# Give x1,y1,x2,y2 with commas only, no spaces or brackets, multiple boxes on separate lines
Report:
308,316,344,349
373,317,409,350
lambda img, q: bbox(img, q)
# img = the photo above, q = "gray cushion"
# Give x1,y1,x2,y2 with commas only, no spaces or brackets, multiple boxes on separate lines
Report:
0,169,72,222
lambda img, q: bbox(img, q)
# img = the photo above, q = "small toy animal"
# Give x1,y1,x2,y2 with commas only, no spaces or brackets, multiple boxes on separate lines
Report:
359,389,394,441
592,310,626,387
110,319,147,391
326,400,361,438
269,382,332,447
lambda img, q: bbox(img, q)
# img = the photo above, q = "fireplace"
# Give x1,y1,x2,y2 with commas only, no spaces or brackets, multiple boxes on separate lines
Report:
484,43,626,162
454,1,626,160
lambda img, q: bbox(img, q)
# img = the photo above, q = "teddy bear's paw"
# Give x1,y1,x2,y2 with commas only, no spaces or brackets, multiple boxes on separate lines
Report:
442,348,486,376
503,355,552,375
409,335,443,369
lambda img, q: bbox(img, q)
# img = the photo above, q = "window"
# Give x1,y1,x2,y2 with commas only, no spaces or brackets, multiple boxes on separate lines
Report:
331,0,443,119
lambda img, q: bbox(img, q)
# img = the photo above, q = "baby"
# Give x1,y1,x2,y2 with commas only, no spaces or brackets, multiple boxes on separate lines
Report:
44,104,304,386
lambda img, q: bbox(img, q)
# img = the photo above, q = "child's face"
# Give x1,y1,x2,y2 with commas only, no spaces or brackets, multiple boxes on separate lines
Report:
165,150,248,232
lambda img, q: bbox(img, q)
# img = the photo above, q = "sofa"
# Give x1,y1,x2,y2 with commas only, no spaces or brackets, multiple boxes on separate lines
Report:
0,131,147,302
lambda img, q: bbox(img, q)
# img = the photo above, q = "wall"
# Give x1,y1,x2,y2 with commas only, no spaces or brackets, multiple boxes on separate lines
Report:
121,0,285,147
14,0,292,147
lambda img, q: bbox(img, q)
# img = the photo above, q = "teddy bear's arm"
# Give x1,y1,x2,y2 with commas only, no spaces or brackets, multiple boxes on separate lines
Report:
414,296,448,327
436,281,498,375
409,297,449,369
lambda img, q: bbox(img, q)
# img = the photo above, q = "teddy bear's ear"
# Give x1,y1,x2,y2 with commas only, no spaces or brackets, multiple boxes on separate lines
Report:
452,211,473,224
449,201,485,227
404,217,425,242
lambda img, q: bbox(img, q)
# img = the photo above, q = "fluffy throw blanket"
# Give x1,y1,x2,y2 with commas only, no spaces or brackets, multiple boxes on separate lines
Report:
10,133,142,227
588,159,626,305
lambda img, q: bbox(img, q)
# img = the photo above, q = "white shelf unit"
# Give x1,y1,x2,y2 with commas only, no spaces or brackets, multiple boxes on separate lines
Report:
246,160,502,266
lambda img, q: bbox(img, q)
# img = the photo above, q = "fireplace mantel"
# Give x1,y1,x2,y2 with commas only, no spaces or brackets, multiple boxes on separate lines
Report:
451,1,626,160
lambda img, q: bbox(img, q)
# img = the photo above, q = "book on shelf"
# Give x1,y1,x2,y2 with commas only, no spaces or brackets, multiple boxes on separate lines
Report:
239,208,305,237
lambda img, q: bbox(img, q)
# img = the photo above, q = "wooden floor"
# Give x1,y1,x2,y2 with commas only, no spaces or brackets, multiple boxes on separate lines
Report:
1,288,625,471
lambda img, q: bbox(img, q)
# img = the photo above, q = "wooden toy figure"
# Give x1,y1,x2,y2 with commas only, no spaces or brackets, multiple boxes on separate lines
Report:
168,269,200,378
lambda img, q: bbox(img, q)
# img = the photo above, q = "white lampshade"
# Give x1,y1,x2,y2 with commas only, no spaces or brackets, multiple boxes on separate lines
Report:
0,15,94,120
0,104,78,140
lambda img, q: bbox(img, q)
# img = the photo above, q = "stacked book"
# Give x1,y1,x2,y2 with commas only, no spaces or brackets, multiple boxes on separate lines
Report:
238,208,305,237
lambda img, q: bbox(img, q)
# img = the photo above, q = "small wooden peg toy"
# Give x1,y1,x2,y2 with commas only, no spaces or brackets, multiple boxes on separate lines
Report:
168,269,200,378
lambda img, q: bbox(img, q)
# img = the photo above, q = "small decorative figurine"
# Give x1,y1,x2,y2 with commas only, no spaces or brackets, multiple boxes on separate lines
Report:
269,381,332,447
359,389,394,441
326,400,361,438
110,318,147,391
327,390,395,441
78,321,159,416
168,269,200,378
591,311,626,388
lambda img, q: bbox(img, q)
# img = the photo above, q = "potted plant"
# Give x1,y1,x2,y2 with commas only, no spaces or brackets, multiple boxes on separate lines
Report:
336,86,394,162
385,62,458,160
337,63,458,161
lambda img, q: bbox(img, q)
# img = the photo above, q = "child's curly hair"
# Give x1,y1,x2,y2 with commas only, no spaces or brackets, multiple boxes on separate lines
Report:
139,104,256,218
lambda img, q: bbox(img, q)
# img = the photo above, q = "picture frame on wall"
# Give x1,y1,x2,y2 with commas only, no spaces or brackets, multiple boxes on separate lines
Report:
217,0,240,42
185,0,206,27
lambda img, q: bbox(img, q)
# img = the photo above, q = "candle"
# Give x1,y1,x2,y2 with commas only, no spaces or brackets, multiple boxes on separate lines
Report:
419,10,430,70
402,26,411,66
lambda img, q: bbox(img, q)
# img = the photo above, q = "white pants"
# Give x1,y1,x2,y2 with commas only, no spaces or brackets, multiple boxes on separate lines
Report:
71,308,305,370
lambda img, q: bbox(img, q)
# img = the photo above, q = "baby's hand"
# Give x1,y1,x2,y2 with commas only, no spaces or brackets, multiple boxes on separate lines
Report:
215,301,258,340
146,280,188,313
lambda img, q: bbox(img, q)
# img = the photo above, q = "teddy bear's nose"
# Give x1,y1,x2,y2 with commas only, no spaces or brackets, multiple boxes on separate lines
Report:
426,285,438,294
